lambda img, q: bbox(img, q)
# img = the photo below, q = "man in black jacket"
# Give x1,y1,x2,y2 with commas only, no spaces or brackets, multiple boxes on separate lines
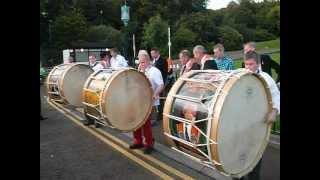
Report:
192,45,218,70
150,48,168,123
242,42,280,82
150,48,168,84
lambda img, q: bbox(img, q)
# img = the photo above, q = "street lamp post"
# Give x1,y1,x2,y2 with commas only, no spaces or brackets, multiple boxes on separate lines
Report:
100,10,103,25
121,1,130,27
48,20,52,43
121,1,131,65
41,11,52,44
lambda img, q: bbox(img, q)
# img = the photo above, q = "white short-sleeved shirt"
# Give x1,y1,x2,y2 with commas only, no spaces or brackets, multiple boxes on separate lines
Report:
110,55,128,70
92,63,104,72
258,71,280,114
144,66,164,106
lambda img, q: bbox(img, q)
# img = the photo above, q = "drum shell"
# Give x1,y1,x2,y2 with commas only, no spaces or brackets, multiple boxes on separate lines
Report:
163,69,273,177
46,63,94,106
82,68,154,132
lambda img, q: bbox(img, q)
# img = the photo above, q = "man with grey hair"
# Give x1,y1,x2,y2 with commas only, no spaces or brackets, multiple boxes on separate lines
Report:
130,50,164,154
193,45,217,70
243,41,280,83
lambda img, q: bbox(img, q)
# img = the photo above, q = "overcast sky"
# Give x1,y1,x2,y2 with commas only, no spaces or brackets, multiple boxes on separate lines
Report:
206,0,265,10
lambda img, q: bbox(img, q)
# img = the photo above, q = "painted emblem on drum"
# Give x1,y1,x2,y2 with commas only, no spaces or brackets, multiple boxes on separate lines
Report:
246,87,253,97
176,104,201,144
239,153,247,165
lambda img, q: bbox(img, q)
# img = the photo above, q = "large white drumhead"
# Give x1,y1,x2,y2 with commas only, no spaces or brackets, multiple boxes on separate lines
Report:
215,74,270,175
61,64,93,106
101,69,153,132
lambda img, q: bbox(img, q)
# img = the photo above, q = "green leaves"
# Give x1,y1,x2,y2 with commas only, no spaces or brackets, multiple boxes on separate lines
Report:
40,0,280,64
142,15,169,55
86,25,121,47
52,8,88,49
218,26,244,50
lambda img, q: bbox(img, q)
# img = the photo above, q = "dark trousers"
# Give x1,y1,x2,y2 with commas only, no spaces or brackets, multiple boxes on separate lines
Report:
156,92,165,121
232,159,262,180
40,95,42,118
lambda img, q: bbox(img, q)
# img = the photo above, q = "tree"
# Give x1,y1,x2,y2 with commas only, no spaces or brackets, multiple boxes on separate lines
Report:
232,24,256,42
266,5,280,36
172,27,197,57
176,12,218,45
86,25,121,46
49,8,88,64
254,29,275,41
227,1,239,9
218,26,244,50
142,15,169,56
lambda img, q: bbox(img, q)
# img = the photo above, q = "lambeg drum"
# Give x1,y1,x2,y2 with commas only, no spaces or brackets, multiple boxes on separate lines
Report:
163,69,273,178
82,68,153,132
46,63,93,106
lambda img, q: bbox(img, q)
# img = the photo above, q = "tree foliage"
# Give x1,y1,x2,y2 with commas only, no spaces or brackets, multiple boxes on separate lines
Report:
40,0,280,64
218,26,244,50
52,8,88,50
86,25,121,46
142,15,169,55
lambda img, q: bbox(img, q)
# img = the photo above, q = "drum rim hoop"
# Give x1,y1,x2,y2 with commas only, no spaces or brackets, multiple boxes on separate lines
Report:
82,67,104,118
210,71,273,176
100,68,153,132
46,64,71,102
163,70,199,149
60,64,92,105
163,70,273,177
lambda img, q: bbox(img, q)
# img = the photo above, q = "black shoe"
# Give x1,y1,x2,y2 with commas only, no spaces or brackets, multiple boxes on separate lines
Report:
94,122,102,128
143,147,153,154
40,116,47,121
129,144,144,149
83,119,94,126
151,120,157,126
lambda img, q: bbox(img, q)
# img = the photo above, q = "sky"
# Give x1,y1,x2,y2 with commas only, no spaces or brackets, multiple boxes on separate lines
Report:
206,0,264,10
206,0,234,10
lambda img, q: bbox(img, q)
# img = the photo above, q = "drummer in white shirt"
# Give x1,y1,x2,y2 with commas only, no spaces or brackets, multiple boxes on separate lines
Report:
129,50,164,154
110,48,128,70
233,50,280,180
244,51,280,117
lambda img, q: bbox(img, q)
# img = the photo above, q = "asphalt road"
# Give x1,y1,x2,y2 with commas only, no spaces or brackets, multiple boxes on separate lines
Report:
40,86,214,180
40,102,159,180
40,85,279,180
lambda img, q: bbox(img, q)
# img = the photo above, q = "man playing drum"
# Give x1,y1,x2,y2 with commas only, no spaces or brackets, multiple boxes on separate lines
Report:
242,41,280,83
129,50,164,154
233,51,280,180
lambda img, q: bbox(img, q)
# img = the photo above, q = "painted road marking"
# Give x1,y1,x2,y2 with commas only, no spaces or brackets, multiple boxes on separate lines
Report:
47,100,174,179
